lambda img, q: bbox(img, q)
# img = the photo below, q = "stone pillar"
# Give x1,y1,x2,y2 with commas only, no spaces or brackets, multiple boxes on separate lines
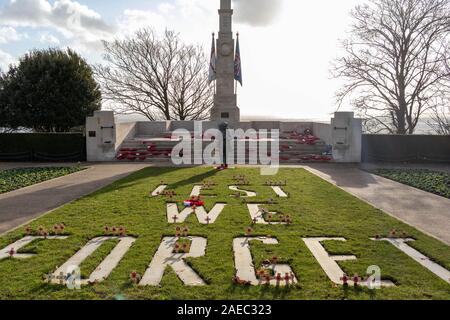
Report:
86,111,117,161
331,112,362,163
210,0,240,123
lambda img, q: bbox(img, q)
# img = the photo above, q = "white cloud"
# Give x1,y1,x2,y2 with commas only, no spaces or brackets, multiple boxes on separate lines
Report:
116,0,216,43
158,3,176,15
234,0,283,26
0,0,52,27
0,26,26,43
0,0,115,44
39,32,60,45
118,9,166,37
0,48,15,70
51,0,114,40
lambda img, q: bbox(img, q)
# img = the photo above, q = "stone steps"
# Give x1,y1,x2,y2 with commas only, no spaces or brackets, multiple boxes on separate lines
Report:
116,132,332,163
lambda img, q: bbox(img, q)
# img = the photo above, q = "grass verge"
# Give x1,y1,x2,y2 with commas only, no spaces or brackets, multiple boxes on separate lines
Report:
0,166,85,194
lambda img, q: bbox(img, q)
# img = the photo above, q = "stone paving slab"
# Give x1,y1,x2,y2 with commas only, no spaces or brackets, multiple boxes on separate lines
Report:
0,236,68,260
0,163,149,235
140,236,207,286
372,238,450,284
233,237,297,286
229,186,256,197
51,236,136,285
305,164,450,246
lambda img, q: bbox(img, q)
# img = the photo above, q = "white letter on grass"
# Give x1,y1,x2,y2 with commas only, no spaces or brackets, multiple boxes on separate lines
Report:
0,236,68,260
247,204,287,225
372,238,450,285
51,236,136,285
303,237,395,287
167,203,226,224
233,237,297,286
140,237,207,286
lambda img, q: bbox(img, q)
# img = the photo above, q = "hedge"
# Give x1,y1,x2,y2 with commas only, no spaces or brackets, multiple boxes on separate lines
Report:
0,133,86,162
362,134,450,163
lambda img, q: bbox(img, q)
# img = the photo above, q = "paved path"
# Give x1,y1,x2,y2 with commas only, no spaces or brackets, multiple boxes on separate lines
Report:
0,163,148,235
305,164,450,246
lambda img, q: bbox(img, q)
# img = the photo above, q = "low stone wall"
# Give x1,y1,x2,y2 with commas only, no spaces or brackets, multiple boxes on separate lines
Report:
362,135,450,163
312,123,332,145
116,123,137,152
135,120,332,138
136,122,168,136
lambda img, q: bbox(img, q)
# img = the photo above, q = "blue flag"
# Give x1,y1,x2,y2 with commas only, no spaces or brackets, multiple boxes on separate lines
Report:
234,34,243,86
208,33,217,84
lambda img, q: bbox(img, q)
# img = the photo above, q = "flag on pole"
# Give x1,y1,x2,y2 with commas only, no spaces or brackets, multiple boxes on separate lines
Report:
234,33,243,86
208,33,217,84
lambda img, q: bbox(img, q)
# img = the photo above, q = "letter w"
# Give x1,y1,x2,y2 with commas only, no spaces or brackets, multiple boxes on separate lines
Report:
167,203,227,224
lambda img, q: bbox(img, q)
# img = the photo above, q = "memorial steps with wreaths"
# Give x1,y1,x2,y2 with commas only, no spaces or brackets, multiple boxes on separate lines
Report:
115,130,332,164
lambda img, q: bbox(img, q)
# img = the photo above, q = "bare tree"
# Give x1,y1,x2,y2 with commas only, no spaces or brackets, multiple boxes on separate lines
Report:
169,45,213,120
95,29,213,121
428,105,450,134
332,0,450,134
428,55,450,135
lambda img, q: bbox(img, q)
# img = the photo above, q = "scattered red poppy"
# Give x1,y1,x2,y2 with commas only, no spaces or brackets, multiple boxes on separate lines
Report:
340,274,349,286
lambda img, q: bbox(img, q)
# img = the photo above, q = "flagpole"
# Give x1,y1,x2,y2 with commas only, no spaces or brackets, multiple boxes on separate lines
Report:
235,32,238,95
213,32,216,96
209,32,217,95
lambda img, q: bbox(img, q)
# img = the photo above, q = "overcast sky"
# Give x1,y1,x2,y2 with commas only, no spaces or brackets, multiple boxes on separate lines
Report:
0,0,364,120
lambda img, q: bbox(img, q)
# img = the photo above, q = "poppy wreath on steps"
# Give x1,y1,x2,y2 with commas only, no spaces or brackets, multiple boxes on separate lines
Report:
299,155,332,162
116,153,127,160
305,135,320,145
150,149,172,157
135,151,149,161
146,144,157,152
280,145,292,151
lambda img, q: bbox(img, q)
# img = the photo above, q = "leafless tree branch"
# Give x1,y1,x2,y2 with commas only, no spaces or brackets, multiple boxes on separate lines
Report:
332,0,450,134
94,29,213,121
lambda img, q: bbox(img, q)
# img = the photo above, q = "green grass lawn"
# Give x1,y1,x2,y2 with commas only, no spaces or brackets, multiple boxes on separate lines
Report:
372,169,450,199
0,166,85,194
0,167,449,300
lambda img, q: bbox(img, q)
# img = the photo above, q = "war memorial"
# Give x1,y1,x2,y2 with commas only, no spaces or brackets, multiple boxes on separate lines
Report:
86,0,362,165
